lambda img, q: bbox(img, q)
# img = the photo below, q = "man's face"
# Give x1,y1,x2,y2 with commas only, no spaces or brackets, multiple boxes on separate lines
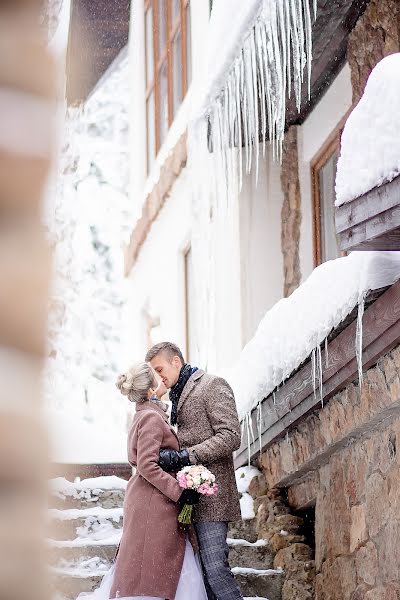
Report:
149,352,182,389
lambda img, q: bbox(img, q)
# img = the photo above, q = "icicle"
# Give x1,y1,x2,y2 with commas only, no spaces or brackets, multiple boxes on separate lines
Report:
317,344,323,408
250,30,259,185
257,400,263,455
246,413,252,466
311,348,317,398
240,419,245,445
356,294,366,389
189,0,317,201
302,0,313,97
324,337,329,369
286,431,290,445
249,412,256,447
273,391,276,406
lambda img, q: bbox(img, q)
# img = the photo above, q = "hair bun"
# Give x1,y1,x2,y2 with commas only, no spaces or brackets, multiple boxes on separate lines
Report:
116,373,128,393
115,363,157,404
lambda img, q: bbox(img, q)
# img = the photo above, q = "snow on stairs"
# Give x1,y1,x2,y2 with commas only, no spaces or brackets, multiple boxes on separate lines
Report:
49,476,126,600
228,519,284,600
50,477,283,600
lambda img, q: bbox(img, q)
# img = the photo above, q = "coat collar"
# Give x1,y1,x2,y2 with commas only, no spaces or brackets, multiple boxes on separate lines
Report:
177,369,205,413
135,400,170,424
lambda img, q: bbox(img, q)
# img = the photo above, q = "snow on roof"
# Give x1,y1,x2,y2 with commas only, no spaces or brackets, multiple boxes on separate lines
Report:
336,53,400,207
224,252,400,420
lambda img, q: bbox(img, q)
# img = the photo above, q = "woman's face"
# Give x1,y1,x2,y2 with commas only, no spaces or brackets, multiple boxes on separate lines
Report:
148,371,168,399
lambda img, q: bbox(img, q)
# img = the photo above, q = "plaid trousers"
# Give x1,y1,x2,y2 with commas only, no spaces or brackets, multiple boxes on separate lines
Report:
195,522,243,600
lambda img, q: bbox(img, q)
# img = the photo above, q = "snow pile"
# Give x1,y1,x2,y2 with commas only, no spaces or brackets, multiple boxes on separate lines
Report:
235,466,261,494
227,538,268,547
54,556,110,577
224,252,400,420
50,532,121,547
240,493,256,520
51,476,127,500
336,53,400,206
235,465,262,520
49,506,123,521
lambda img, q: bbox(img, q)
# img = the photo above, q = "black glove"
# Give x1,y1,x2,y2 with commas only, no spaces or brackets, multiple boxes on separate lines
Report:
178,489,200,507
159,448,191,472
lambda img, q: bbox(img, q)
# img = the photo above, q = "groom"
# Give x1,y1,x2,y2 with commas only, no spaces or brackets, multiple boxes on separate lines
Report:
146,341,244,600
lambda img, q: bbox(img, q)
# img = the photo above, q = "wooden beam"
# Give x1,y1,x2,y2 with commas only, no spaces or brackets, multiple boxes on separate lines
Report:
339,205,400,252
234,280,400,468
336,175,400,232
336,176,400,252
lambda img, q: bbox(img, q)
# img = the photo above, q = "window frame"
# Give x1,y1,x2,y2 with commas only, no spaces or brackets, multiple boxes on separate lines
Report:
311,117,347,267
144,0,191,173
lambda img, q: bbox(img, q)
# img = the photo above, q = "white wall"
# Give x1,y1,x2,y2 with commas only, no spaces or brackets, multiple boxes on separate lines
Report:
126,169,192,364
298,63,353,282
239,147,284,344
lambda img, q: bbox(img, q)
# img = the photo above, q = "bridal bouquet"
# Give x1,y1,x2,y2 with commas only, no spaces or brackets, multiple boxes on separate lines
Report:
177,465,218,524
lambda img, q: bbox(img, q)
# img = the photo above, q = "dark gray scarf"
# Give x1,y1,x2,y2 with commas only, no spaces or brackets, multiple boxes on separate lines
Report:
170,364,198,426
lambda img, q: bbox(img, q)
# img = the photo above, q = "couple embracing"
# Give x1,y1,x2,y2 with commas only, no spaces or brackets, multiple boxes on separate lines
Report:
81,341,244,600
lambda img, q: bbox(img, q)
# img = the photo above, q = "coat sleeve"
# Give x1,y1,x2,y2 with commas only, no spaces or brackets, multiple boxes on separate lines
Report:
188,377,241,465
135,412,183,502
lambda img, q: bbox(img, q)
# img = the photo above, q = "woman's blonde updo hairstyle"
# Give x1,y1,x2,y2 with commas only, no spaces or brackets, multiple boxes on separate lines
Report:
116,362,157,404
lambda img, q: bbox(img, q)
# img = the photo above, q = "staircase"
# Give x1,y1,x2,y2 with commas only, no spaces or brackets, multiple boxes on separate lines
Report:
49,476,284,600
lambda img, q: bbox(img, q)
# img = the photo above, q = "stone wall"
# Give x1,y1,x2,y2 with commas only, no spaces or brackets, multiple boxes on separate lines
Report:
254,345,400,600
347,0,400,102
280,125,302,298
249,478,316,600
313,417,400,600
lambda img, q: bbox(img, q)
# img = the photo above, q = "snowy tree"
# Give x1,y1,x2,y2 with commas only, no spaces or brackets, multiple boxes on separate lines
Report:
45,51,134,462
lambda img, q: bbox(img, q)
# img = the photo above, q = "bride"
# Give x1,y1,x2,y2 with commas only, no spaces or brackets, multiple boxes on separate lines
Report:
79,362,207,600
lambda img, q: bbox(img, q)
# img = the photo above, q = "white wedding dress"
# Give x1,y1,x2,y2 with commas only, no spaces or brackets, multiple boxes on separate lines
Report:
78,539,208,600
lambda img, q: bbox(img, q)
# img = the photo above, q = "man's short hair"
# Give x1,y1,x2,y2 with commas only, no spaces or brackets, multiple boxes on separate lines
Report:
145,342,185,365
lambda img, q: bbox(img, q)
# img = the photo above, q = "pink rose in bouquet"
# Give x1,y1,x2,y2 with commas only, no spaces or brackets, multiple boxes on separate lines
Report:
177,465,218,524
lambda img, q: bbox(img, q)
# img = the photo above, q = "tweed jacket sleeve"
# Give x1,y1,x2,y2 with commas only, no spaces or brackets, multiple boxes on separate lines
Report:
188,377,241,464
135,412,182,502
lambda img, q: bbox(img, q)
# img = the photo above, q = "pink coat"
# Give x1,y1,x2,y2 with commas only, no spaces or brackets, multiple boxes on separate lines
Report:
110,401,189,600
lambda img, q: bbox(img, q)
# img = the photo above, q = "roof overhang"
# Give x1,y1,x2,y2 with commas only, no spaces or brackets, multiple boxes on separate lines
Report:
66,0,131,104
281,0,369,132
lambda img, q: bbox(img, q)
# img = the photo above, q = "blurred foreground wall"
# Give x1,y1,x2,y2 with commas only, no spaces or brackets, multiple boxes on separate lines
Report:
0,1,55,598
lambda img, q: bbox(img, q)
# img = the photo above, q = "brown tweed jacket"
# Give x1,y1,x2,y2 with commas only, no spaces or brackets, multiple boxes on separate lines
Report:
176,369,241,523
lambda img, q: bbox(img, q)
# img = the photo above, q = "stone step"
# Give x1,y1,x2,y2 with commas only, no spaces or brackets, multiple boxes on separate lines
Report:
51,572,103,600
228,518,258,543
49,476,127,511
228,539,273,570
232,568,284,600
48,540,119,567
49,507,123,541
53,567,284,600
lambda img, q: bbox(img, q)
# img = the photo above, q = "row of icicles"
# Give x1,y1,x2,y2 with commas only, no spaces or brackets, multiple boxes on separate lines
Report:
241,296,366,465
192,0,318,206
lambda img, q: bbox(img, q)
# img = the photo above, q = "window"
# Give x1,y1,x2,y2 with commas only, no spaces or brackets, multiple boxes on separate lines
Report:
184,245,196,363
311,125,343,266
144,0,192,172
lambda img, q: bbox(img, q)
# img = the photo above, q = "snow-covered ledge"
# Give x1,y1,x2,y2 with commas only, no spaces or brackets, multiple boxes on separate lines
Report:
226,252,400,468
335,54,400,252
